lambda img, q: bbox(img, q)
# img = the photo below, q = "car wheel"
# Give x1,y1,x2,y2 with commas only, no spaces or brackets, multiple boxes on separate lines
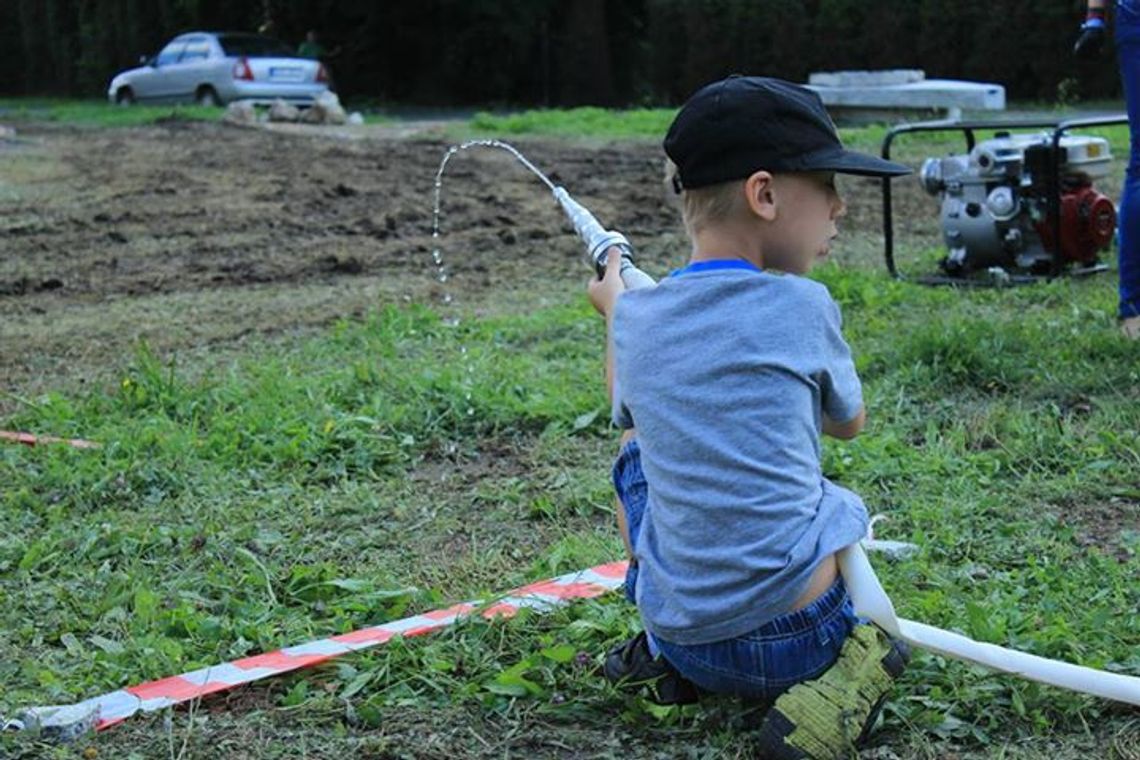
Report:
115,88,135,106
195,86,222,107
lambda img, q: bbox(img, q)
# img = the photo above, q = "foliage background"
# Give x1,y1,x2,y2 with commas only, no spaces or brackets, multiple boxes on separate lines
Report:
0,0,1125,105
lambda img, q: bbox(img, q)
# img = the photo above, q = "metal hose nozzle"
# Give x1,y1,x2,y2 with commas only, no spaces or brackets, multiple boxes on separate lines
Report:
553,186,656,289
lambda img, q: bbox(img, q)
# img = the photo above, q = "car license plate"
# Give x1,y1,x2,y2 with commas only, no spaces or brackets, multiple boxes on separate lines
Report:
269,67,303,81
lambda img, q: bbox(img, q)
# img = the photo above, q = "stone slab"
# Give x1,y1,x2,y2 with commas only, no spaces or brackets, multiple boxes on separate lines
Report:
806,78,1006,112
809,69,925,87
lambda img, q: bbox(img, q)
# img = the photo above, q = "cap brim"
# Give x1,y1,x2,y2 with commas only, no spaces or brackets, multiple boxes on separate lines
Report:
811,149,912,178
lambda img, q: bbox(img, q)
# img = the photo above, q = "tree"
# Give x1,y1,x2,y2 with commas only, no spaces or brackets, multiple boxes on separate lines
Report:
0,0,1123,105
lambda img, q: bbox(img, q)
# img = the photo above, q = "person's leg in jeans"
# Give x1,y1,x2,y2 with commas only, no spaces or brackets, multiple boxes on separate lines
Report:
613,430,638,573
1116,1,1140,333
604,432,702,705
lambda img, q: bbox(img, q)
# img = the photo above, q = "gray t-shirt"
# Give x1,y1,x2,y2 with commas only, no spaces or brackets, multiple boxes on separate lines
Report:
612,260,869,645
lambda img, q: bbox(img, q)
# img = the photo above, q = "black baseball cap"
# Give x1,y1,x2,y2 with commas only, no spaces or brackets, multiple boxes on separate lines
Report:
664,76,911,191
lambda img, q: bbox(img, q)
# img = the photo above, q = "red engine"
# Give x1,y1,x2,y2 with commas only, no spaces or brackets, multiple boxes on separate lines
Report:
1034,182,1117,265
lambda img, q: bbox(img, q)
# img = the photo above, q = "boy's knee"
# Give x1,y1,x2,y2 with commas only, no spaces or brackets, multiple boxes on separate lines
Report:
619,428,637,447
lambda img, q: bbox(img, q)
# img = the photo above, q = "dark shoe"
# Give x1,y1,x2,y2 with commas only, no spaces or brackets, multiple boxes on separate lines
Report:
755,625,911,759
603,632,701,705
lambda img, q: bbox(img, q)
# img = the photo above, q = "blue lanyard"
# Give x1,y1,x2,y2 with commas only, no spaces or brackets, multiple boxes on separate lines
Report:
669,259,762,278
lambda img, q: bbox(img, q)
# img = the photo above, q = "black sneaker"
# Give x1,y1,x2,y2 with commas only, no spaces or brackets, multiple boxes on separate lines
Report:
754,625,911,759
602,632,702,706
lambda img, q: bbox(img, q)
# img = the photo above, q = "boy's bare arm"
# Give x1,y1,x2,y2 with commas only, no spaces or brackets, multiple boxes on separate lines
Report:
822,407,865,439
587,248,627,403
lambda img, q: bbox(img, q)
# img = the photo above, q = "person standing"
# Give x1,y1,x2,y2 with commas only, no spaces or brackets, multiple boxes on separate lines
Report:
1076,1,1140,338
297,30,326,60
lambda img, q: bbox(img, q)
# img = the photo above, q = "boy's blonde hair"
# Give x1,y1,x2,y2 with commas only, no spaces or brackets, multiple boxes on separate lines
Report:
664,158,748,238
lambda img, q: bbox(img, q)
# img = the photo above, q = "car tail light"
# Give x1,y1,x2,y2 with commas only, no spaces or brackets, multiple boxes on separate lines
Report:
316,63,329,83
232,57,254,81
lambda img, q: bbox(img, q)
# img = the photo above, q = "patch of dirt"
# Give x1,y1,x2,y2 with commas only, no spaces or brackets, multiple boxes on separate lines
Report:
1051,496,1140,562
409,436,533,485
0,119,940,414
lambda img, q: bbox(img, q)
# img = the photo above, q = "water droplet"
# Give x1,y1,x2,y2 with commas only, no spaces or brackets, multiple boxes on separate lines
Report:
429,140,557,361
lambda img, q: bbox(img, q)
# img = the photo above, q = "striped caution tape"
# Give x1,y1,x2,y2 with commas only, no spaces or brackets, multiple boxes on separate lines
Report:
2,561,628,739
7,548,1139,742
0,430,100,449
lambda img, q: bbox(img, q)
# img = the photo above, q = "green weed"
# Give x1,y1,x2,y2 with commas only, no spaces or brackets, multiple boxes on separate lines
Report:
2,132,1138,757
0,98,223,127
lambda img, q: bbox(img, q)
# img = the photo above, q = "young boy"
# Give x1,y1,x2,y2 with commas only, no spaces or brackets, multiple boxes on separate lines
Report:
587,76,912,758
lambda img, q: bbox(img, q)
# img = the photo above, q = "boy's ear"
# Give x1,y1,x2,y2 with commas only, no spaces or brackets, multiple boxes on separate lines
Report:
743,170,777,221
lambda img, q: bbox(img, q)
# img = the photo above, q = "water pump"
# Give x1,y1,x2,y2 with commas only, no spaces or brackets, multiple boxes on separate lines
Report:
919,132,1117,276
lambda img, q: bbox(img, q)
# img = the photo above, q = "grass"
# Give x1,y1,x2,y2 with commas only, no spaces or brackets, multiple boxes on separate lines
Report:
470,107,676,139
466,106,900,150
0,98,386,128
0,98,224,127
1,110,1138,757
464,106,1133,174
2,268,1138,757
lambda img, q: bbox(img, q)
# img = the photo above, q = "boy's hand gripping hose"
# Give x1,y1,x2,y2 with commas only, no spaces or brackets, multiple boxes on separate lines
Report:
553,186,656,290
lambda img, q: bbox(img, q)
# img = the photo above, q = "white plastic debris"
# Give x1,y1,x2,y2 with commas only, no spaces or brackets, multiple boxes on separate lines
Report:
862,514,919,560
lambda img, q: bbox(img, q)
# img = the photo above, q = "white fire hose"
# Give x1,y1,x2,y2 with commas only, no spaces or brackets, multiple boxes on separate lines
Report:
840,543,1139,705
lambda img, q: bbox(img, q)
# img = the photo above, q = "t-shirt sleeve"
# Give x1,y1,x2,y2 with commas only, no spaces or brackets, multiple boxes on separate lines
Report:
611,374,635,429
818,294,863,423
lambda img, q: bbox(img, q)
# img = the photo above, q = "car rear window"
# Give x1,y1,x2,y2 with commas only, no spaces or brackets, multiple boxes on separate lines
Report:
218,35,293,58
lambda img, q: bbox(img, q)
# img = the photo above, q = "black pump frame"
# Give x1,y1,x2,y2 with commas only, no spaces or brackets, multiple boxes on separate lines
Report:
880,114,1129,280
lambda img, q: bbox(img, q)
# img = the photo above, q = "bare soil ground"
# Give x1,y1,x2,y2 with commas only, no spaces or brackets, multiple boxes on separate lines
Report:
0,119,937,414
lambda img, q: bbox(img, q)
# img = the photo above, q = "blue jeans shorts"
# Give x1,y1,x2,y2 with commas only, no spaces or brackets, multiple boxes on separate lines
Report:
613,438,861,702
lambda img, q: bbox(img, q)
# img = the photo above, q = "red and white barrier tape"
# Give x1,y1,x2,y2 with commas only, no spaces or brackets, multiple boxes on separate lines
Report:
7,548,1138,741
3,561,628,738
0,430,100,449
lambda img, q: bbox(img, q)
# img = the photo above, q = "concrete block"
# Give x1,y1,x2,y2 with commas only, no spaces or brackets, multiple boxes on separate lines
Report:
806,72,1005,120
809,69,925,87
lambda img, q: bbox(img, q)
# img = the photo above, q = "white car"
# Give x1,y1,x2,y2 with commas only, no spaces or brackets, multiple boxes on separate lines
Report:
108,32,330,107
